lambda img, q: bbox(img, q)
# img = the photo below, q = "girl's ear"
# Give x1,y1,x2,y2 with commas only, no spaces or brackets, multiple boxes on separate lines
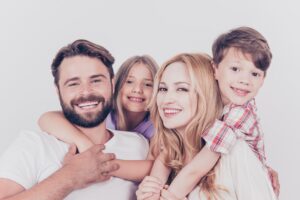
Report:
111,77,115,94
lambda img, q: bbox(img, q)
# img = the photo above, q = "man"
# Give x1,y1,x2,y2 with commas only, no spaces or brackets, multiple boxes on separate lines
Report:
0,40,149,199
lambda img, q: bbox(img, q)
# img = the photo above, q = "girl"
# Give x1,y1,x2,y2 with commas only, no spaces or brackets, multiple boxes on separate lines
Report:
136,53,277,200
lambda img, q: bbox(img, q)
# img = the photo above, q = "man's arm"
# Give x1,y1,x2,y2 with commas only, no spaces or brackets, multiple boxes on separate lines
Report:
0,144,119,200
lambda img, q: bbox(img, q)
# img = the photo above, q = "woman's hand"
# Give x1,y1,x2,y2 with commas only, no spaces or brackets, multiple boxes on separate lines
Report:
136,176,163,200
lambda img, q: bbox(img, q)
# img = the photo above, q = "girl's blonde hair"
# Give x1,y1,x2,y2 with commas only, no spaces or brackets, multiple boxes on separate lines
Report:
149,53,223,199
113,55,159,131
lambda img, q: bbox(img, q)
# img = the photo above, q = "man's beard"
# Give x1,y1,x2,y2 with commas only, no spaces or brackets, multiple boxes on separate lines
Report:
59,93,112,128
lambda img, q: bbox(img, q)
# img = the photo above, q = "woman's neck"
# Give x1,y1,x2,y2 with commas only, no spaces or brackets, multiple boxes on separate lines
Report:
124,110,147,131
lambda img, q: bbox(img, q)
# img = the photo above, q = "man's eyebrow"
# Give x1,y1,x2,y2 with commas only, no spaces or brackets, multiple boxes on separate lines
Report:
90,74,108,79
63,77,79,86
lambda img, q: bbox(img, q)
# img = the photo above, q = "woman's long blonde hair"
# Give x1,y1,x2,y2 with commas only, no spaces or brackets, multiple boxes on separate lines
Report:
149,53,223,199
113,55,158,131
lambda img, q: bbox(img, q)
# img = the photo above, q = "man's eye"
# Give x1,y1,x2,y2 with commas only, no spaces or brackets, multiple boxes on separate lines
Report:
68,83,79,87
92,79,101,83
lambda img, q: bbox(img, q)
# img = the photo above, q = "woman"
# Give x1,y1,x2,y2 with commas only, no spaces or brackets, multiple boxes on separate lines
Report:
136,53,277,200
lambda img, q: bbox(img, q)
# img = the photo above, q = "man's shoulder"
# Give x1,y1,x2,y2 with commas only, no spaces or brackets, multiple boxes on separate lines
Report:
109,129,148,144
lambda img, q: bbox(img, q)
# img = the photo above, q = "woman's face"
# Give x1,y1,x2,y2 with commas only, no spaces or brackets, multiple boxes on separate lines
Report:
120,63,154,114
156,62,197,134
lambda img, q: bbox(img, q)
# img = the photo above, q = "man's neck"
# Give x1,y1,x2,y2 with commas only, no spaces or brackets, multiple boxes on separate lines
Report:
76,121,112,144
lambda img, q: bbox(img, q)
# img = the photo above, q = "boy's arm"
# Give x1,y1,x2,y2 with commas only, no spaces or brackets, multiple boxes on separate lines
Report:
110,160,153,181
38,111,93,152
167,145,220,199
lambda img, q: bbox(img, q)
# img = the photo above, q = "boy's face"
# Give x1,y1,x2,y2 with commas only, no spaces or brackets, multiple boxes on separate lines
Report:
214,47,265,105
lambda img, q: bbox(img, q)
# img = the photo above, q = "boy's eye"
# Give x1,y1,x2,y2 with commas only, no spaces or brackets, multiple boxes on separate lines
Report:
251,72,262,77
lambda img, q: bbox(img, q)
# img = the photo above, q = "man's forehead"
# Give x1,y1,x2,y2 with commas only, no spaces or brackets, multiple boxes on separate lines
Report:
58,56,110,79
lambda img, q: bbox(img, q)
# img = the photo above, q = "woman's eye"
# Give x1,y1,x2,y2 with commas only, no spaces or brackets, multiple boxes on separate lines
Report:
158,87,167,92
178,88,188,92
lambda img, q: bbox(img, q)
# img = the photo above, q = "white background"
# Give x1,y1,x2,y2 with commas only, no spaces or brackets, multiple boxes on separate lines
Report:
0,0,298,199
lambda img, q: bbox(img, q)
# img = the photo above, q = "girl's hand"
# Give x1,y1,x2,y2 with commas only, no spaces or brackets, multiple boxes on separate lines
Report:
160,188,187,200
136,176,163,200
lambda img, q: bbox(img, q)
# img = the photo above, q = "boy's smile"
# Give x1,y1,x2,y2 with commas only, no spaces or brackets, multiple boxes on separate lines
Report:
214,47,265,105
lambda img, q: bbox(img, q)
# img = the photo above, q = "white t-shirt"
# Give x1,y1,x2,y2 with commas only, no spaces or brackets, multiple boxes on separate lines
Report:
0,129,149,200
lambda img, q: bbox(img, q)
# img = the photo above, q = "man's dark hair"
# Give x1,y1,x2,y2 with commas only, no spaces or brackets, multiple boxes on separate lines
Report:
51,39,115,85
212,27,272,73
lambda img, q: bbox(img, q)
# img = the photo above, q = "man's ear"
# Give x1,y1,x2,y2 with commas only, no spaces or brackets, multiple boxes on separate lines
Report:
55,84,60,96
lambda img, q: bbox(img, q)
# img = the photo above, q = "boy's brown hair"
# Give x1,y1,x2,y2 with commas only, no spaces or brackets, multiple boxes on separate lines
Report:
212,27,272,73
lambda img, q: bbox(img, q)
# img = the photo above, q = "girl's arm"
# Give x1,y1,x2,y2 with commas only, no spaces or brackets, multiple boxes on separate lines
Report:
38,111,93,152
136,153,171,200
110,160,153,181
167,145,220,199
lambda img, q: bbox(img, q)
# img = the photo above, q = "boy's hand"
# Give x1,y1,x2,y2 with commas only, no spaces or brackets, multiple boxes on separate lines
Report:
268,167,280,196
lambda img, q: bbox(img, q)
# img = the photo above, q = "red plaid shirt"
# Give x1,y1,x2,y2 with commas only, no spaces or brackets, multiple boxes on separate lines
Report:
203,99,267,167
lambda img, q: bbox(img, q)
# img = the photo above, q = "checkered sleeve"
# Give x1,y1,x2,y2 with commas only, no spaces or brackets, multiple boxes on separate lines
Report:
203,104,256,154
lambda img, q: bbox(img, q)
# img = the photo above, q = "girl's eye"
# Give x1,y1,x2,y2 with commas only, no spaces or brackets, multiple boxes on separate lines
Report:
126,80,133,84
230,66,239,72
145,82,153,87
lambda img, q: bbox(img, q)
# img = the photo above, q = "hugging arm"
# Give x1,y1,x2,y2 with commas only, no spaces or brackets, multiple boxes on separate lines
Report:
38,111,93,152
166,145,220,199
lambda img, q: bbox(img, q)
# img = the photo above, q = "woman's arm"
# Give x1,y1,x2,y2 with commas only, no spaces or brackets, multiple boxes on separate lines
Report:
167,145,220,199
38,111,93,152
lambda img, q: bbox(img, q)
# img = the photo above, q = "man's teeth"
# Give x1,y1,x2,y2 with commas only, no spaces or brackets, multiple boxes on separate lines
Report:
78,101,99,108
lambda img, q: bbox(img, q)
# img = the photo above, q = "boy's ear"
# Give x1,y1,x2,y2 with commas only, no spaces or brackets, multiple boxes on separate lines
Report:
212,62,219,79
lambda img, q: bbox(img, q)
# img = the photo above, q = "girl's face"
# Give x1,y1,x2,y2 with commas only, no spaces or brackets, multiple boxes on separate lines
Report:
120,63,154,113
156,62,197,134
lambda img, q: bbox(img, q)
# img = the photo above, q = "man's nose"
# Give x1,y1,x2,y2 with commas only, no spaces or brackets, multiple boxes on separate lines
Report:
80,83,93,95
